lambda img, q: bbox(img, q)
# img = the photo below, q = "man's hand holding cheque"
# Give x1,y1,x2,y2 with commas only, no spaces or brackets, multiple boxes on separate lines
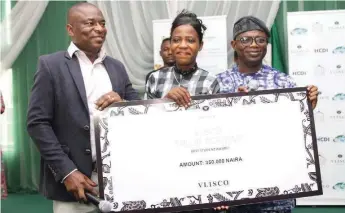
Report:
95,91,123,111
237,85,319,109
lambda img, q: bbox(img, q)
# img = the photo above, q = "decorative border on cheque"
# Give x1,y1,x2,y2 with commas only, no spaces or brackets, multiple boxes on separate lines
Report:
95,87,322,212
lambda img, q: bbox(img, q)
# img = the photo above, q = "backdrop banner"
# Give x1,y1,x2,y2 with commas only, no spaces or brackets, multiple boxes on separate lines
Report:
287,9,345,206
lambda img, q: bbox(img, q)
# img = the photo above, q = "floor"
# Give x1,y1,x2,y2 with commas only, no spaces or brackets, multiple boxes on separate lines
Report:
1,194,344,213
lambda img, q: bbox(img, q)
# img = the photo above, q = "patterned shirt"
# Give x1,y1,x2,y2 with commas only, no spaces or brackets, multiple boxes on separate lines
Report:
217,64,296,93
216,64,296,213
145,66,220,99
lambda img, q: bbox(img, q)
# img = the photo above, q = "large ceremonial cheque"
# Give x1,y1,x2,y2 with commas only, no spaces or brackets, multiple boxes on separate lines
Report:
95,87,322,212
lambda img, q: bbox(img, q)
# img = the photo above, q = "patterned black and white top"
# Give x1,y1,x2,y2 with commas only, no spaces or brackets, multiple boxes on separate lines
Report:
145,66,220,99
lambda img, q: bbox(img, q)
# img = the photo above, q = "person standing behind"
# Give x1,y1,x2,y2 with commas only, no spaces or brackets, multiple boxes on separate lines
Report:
216,16,319,213
0,90,4,114
145,10,220,106
146,37,175,84
0,89,7,199
27,2,139,213
158,37,175,68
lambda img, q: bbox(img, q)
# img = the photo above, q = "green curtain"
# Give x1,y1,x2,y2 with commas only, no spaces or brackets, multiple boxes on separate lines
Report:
5,1,79,193
271,0,345,74
0,0,12,22
0,1,5,22
0,1,16,41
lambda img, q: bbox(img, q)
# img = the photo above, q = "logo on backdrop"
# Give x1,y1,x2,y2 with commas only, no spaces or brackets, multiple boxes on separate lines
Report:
314,110,325,122
329,21,345,31
330,64,345,75
322,184,330,189
315,109,345,122
314,48,328,53
333,135,345,143
291,70,307,76
330,110,345,121
332,46,345,54
333,93,345,101
330,154,345,165
312,22,323,33
317,135,345,143
314,65,326,76
290,27,308,35
332,182,345,191
290,45,310,54
317,137,330,142
318,91,330,101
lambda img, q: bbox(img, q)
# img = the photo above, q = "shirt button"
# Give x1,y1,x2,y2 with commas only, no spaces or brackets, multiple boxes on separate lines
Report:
85,149,91,155
83,125,90,131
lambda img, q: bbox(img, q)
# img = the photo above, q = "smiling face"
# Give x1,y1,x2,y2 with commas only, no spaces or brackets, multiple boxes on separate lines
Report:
67,5,107,54
170,24,203,68
231,30,268,67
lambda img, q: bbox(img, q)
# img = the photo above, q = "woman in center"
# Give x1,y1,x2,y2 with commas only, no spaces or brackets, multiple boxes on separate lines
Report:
145,10,220,106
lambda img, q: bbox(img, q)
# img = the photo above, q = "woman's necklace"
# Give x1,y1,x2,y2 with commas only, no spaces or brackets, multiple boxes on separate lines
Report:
172,69,190,89
173,70,182,86
172,64,197,87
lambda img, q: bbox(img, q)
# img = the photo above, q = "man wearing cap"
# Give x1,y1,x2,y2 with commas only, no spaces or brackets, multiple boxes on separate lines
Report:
217,16,318,109
216,16,319,213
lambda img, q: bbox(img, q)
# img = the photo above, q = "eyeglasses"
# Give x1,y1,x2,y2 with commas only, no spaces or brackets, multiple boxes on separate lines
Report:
236,36,268,47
